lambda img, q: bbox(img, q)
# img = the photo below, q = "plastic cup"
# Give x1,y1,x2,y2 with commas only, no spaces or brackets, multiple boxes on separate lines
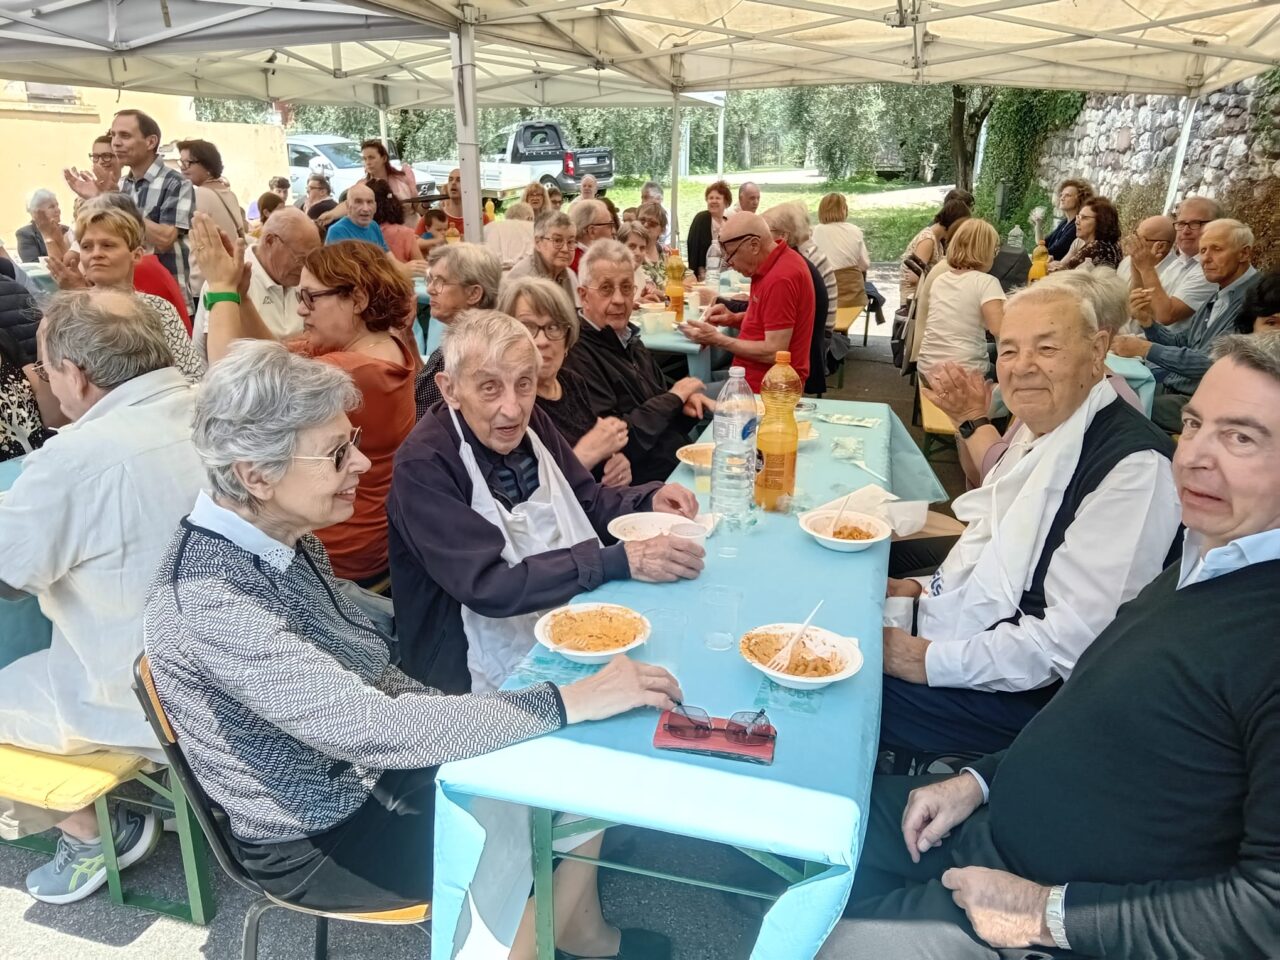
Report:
670,521,707,550
701,584,742,652
643,608,687,671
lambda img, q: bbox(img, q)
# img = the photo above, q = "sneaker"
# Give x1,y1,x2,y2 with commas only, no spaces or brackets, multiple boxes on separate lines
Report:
26,806,160,905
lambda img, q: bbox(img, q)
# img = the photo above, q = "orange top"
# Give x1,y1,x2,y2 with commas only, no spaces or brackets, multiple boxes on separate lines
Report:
290,335,417,581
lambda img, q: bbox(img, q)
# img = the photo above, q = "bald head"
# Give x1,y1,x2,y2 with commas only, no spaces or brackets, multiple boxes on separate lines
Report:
257,206,319,288
1139,215,1175,245
719,212,774,277
738,181,760,213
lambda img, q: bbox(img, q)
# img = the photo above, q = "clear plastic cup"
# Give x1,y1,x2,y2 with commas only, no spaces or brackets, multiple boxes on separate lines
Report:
701,584,742,652
643,608,687,671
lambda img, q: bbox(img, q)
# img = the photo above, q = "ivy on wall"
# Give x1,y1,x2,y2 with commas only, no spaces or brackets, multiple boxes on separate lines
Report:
974,89,1085,234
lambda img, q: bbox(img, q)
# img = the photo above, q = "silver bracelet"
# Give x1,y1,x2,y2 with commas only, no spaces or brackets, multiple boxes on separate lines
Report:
1045,884,1071,951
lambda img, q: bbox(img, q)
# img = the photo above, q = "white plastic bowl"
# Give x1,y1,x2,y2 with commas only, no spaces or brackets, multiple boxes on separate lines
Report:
675,443,715,469
534,603,650,664
739,623,863,689
800,510,891,553
607,511,715,542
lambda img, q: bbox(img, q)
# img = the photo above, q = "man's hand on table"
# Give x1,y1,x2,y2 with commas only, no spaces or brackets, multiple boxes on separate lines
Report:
651,483,699,518
883,626,929,684
901,771,985,863
680,318,722,347
624,534,704,582
942,867,1054,950
559,655,683,723
886,578,924,599
668,376,706,403
1110,334,1152,359
683,394,716,419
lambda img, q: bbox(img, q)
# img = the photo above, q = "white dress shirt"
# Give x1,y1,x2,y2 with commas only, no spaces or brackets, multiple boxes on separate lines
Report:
811,221,871,273
922,411,1182,692
1161,250,1218,313
192,245,302,358
0,368,206,759
483,218,534,268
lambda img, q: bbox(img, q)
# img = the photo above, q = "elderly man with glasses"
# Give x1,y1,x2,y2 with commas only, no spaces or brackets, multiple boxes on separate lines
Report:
564,240,711,483
0,289,205,904
681,212,816,391
1127,196,1220,331
508,210,580,306
389,309,702,694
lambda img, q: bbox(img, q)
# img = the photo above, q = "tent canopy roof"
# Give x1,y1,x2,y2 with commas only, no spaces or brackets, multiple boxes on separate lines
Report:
0,0,704,107
361,0,1280,97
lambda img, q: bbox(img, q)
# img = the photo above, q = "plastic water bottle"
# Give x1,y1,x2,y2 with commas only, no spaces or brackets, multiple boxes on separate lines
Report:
710,367,758,557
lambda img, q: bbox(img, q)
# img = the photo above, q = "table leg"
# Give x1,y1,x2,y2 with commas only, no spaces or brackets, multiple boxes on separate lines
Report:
532,807,556,960
691,347,712,383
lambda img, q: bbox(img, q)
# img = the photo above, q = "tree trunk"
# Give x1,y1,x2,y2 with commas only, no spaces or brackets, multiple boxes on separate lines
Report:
950,86,971,191
742,126,752,170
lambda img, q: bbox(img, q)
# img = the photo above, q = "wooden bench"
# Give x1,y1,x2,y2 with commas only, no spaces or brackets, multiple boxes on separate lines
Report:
0,743,215,924
919,383,957,461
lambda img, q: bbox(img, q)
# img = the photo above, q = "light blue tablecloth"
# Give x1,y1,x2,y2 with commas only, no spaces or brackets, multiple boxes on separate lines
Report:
640,324,712,381
0,456,53,669
430,401,944,959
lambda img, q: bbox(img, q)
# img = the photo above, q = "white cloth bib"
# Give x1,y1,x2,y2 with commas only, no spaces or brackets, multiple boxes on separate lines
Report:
450,408,600,693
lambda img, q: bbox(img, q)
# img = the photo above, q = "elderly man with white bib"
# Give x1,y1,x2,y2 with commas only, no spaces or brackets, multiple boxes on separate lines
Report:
879,280,1182,759
388,309,703,695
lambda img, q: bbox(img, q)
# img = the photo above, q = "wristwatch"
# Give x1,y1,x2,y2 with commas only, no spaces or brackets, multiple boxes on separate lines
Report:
203,291,242,311
957,416,991,439
1045,884,1071,950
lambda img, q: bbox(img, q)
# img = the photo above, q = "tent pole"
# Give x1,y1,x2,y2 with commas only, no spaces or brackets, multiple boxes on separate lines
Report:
670,90,681,252
716,101,725,177
1163,95,1199,215
378,107,389,146
451,20,482,241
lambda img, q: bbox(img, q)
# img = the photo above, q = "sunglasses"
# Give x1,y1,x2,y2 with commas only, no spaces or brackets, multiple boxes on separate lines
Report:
299,286,349,310
293,426,362,471
664,705,777,746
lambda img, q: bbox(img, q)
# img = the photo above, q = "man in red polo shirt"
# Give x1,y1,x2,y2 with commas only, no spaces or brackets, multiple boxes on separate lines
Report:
681,212,815,391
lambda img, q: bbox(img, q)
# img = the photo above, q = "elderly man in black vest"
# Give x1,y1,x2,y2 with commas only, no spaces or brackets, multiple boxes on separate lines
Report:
821,334,1280,960
879,281,1182,758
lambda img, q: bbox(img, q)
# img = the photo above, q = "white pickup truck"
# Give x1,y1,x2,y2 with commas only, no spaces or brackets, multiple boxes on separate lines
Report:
416,120,615,206
286,134,438,200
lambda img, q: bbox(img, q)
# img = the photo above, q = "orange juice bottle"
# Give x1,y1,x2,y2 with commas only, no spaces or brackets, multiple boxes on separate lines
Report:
754,351,803,511
665,249,686,324
1027,240,1049,282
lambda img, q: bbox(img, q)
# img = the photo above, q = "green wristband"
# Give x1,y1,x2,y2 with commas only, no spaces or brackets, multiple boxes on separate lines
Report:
203,291,242,311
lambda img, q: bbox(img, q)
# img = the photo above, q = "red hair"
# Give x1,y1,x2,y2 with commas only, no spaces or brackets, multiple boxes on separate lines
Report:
303,241,413,333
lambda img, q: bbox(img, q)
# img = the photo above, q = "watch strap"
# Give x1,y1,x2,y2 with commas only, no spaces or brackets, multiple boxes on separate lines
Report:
958,416,991,439
203,291,242,311
1045,884,1071,950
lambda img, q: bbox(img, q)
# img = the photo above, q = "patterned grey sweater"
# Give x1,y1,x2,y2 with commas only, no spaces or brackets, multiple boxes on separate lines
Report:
144,515,565,844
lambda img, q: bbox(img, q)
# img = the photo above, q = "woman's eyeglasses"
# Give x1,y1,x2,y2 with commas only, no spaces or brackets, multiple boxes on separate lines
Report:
664,705,776,746
293,427,362,471
90,153,116,165
522,320,570,342
426,276,466,293
299,286,348,310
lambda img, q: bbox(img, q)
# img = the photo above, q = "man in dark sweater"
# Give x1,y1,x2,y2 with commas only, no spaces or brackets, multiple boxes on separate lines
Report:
820,334,1280,959
564,240,711,483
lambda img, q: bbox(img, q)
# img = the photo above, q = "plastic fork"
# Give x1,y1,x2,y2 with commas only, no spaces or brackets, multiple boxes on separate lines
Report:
767,599,824,673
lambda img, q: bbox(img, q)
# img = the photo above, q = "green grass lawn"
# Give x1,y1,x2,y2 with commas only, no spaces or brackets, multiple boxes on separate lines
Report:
602,175,935,262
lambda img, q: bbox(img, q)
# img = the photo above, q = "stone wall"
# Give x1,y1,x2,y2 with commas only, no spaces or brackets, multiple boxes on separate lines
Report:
1035,77,1278,205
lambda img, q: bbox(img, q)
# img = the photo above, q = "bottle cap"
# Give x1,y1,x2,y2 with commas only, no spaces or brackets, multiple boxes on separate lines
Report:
776,351,791,364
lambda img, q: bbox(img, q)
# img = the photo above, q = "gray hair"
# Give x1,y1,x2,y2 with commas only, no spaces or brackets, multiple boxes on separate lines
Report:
641,180,663,200
761,201,811,246
1178,195,1223,220
1003,280,1100,336
427,242,501,308
441,308,539,379
193,340,359,508
1211,332,1280,384
570,199,608,236
505,201,534,222
1037,267,1128,335
616,222,649,247
82,191,146,228
534,210,572,239
26,189,57,214
579,238,634,287
41,290,172,389
497,276,580,348
1205,218,1254,250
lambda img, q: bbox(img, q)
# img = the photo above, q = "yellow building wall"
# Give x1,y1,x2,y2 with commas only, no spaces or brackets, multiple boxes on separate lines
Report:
0,85,288,250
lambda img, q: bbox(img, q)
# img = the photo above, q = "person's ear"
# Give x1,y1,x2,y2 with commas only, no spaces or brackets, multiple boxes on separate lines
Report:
466,284,484,307
350,286,370,316
436,370,461,409
231,461,278,504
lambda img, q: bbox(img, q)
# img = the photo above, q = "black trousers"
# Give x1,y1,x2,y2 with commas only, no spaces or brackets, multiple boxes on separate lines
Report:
229,766,438,912
819,775,1080,960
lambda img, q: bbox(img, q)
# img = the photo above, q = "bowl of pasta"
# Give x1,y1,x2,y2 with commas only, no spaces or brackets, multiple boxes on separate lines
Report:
799,510,891,553
738,624,863,689
535,603,650,664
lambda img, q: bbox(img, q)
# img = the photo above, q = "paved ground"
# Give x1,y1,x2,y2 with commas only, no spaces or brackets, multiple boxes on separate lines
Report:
0,286,962,959
684,169,951,211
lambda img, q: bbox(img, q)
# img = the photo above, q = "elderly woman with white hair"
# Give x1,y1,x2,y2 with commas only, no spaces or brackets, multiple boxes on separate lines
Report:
17,188,73,263
144,339,681,957
389,308,702,695
416,241,502,416
879,278,1181,759
762,201,837,332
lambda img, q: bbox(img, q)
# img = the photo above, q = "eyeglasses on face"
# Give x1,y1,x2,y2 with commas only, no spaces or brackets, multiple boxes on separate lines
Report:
538,235,575,249
178,159,201,170
664,705,776,745
90,153,115,165
587,282,636,299
299,286,348,310
721,234,754,266
590,220,615,229
639,218,661,229
1174,219,1210,231
293,426,362,471
522,319,570,342
426,275,468,293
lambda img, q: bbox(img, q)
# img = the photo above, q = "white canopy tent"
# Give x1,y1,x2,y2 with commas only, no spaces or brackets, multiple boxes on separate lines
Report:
3,0,1278,236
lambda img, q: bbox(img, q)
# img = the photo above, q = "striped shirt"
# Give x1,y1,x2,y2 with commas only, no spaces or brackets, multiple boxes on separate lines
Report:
121,157,196,306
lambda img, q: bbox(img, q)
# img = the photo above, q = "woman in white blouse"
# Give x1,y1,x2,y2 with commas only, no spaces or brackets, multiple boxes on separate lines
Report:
917,218,1005,383
812,193,870,273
